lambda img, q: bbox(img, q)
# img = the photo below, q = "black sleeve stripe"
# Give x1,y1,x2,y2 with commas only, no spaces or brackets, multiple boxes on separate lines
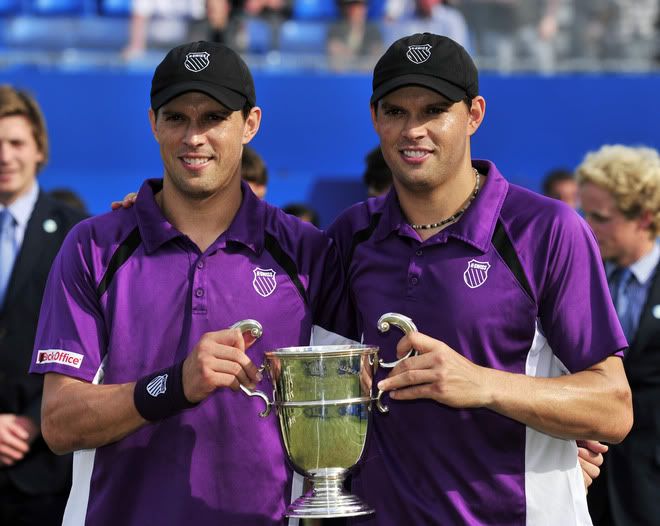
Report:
264,232,308,306
347,212,382,268
96,227,142,298
491,220,534,300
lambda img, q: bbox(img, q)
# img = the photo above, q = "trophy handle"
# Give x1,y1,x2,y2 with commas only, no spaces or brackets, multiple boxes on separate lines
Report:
375,312,418,414
230,319,273,418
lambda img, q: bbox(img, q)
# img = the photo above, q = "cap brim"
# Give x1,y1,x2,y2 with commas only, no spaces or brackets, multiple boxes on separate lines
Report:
151,81,246,111
370,74,466,105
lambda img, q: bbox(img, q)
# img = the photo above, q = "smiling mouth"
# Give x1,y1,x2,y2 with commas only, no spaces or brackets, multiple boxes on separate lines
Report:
181,157,212,167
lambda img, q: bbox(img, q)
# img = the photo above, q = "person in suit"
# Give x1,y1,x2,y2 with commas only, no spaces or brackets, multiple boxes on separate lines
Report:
0,85,87,525
578,144,660,526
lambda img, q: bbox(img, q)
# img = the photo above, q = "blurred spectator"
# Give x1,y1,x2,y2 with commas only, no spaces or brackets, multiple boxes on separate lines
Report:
568,0,618,62
577,144,660,526
122,0,206,60
327,0,384,71
542,168,579,209
363,146,392,197
282,203,320,227
48,188,88,214
383,0,470,49
241,145,268,199
457,0,560,72
0,85,86,525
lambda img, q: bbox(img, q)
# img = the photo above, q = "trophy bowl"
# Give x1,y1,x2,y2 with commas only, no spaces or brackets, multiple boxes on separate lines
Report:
245,342,379,519
233,313,417,519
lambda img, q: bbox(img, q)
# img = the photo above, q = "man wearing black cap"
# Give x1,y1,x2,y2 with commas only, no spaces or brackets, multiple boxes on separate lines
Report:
327,33,633,525
31,41,349,525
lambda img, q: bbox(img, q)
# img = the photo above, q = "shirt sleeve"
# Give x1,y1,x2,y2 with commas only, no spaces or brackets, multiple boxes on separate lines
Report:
537,209,627,372
30,225,106,382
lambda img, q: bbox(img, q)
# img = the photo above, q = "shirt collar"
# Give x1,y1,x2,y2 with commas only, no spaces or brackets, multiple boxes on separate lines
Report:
607,240,660,285
135,179,265,255
372,159,507,252
1,181,39,228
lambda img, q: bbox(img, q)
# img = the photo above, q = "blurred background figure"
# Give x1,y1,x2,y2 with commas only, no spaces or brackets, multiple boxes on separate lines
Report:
0,85,86,525
282,202,321,226
542,168,579,208
241,145,268,199
121,0,206,60
48,188,88,214
362,146,392,198
577,144,660,526
457,0,560,72
383,0,470,49
327,0,383,71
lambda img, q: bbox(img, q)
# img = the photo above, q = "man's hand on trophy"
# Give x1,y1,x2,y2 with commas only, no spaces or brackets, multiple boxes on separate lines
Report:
110,192,137,210
376,332,490,408
182,328,261,404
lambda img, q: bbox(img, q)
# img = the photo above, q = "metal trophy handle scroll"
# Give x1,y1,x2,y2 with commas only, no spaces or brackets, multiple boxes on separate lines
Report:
231,313,417,519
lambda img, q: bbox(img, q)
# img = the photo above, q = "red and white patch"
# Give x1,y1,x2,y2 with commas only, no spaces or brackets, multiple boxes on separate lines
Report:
36,349,84,369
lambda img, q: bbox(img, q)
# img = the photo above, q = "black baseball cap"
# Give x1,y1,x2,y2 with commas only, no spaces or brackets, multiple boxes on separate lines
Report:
371,33,478,105
151,41,256,111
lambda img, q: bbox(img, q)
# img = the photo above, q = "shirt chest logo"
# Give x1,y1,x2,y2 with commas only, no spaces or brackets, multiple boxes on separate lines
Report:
463,259,491,289
253,268,277,297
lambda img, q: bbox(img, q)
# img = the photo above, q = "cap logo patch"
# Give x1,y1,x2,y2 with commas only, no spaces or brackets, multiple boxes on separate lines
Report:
463,259,490,289
406,44,432,64
253,268,277,297
184,52,210,72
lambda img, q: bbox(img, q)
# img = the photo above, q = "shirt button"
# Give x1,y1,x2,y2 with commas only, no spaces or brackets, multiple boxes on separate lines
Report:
195,288,204,297
197,261,205,269
410,277,419,286
416,250,423,256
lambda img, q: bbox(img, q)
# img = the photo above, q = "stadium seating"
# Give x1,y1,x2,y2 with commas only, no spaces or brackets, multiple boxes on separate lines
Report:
99,0,131,17
26,0,88,16
279,20,328,54
0,0,21,16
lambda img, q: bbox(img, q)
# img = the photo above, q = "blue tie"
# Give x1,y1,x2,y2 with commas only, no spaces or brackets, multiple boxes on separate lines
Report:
0,209,17,307
611,267,635,343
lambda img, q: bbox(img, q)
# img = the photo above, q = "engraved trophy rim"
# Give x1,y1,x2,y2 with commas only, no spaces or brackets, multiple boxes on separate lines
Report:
265,344,378,358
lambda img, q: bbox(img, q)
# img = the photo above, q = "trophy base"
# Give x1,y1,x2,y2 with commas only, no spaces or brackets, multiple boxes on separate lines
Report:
286,491,374,519
285,470,374,519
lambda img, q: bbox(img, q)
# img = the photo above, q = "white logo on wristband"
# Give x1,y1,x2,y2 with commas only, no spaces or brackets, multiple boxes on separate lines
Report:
146,374,168,397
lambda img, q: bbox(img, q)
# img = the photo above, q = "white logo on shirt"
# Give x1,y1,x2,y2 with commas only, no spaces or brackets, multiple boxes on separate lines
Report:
36,349,84,369
463,259,491,289
253,268,277,297
147,374,168,397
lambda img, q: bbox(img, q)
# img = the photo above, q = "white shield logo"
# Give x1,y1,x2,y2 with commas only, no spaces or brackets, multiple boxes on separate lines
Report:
406,44,432,64
253,268,277,297
146,374,168,397
463,259,490,289
184,52,210,72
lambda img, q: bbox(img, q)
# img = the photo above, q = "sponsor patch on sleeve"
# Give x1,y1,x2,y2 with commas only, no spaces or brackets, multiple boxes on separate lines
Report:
36,349,84,369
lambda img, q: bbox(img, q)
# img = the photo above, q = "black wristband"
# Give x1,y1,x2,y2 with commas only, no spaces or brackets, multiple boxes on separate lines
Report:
134,360,197,421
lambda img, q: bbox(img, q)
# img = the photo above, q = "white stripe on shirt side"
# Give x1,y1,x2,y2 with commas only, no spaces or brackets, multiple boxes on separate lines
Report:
524,323,593,526
62,356,107,526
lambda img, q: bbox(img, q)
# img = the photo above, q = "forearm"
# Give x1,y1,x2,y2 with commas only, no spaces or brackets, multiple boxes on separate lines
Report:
42,374,146,454
483,357,632,442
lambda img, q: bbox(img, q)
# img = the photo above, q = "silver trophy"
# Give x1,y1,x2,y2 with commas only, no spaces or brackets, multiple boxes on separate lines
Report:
232,312,417,519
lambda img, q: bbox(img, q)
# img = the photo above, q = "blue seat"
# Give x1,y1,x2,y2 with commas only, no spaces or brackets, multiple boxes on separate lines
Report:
0,0,21,16
27,0,87,15
279,20,327,53
292,0,337,21
75,17,129,49
100,0,131,16
4,16,77,48
367,0,386,19
244,18,273,54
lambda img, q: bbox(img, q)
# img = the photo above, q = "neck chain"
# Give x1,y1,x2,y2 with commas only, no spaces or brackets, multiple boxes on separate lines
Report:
409,169,481,230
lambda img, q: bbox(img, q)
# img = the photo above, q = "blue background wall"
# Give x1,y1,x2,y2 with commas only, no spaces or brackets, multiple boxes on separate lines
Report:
2,68,659,226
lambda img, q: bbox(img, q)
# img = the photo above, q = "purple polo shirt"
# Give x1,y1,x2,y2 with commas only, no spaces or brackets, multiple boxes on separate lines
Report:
31,179,347,526
328,160,626,525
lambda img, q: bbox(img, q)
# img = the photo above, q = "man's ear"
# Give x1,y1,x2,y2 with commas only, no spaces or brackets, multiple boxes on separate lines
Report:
148,108,158,141
467,96,485,137
242,106,262,145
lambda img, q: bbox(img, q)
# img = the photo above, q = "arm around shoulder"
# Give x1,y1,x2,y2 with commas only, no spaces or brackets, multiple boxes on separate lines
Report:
41,373,146,455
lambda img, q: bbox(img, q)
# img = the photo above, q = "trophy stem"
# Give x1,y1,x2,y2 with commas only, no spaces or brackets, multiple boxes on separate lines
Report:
286,468,374,519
